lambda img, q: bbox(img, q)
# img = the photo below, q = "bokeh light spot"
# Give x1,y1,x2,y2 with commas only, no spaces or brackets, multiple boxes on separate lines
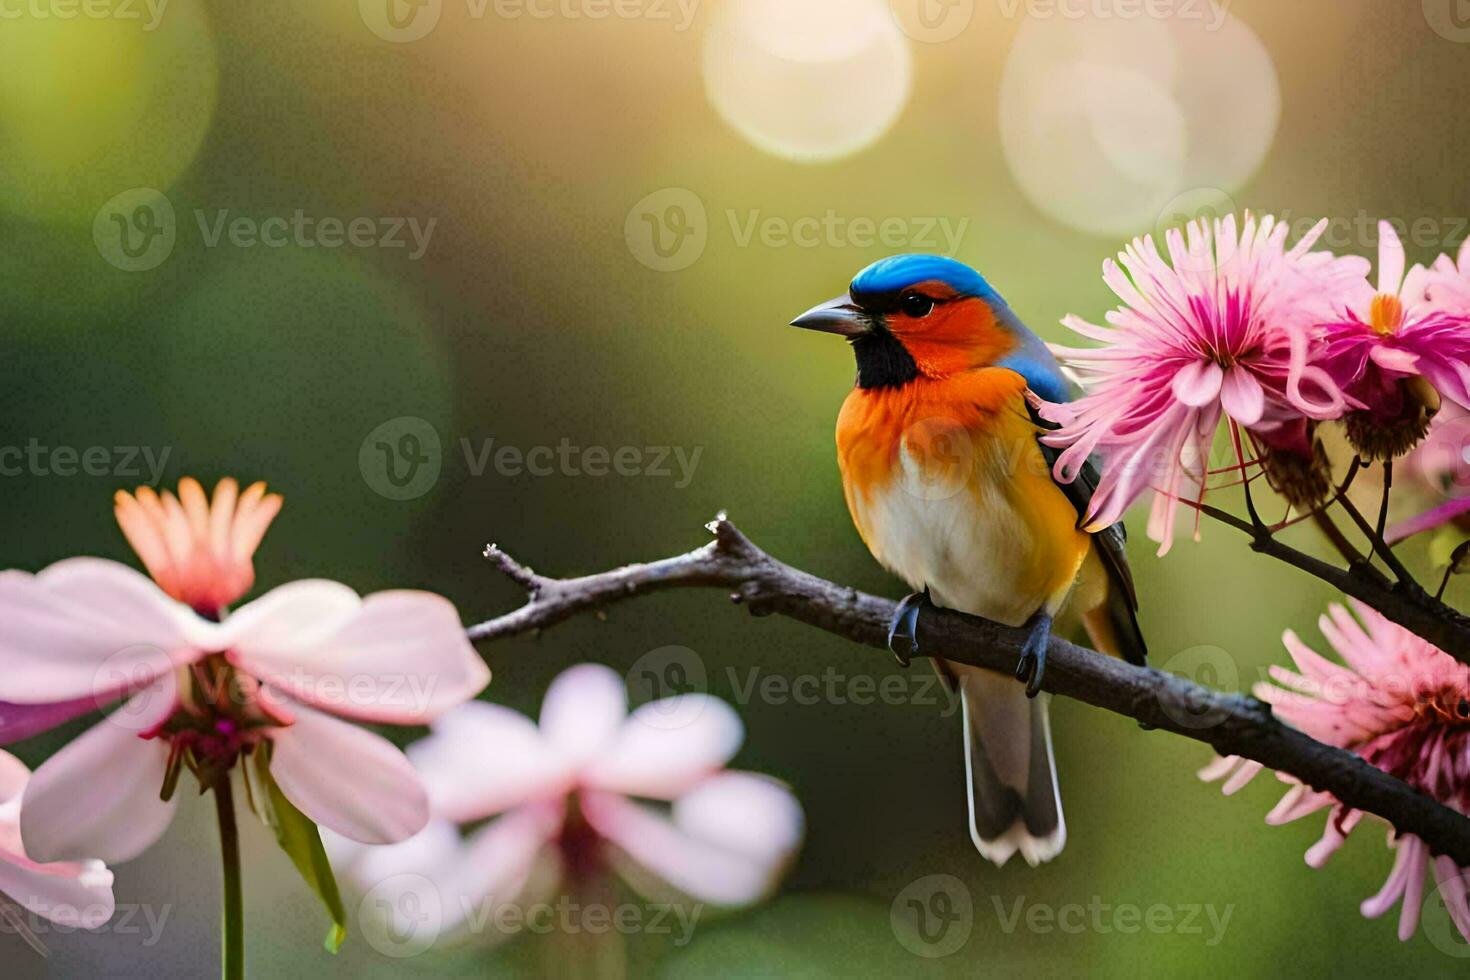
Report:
0,0,218,223
703,0,913,163
999,1,1279,237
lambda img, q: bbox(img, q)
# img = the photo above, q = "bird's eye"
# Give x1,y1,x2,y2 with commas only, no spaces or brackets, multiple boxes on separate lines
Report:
901,293,935,318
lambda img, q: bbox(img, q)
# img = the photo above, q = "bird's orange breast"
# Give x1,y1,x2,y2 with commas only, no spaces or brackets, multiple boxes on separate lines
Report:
835,368,1090,624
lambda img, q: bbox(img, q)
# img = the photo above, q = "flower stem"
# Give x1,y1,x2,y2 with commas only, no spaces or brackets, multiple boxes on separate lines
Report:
214,776,245,980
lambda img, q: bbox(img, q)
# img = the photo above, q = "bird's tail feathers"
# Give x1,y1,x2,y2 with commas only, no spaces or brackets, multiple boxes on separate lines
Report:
951,664,1065,867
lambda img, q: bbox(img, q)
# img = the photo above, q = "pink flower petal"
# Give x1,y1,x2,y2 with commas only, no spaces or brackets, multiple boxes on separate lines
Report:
0,559,197,706
1368,344,1420,373
407,702,572,822
1219,368,1266,426
435,802,565,940
538,665,627,766
0,697,109,746
584,695,744,800
0,853,115,929
1377,221,1406,297
583,773,802,907
347,803,564,946
232,589,489,725
268,696,429,845
1386,497,1470,545
0,750,28,803
219,579,361,654
1171,359,1224,408
19,680,179,865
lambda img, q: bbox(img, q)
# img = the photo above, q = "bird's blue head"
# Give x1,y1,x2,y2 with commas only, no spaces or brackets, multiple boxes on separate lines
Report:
791,255,1068,400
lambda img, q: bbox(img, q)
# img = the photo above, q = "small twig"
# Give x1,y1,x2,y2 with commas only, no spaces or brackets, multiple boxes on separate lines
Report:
1377,460,1395,544
1192,494,1470,661
467,516,1470,865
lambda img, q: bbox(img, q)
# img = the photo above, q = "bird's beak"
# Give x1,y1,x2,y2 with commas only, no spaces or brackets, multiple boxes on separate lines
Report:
790,294,866,338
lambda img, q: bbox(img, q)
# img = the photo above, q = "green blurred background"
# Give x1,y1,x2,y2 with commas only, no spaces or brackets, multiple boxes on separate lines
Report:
3,0,1470,975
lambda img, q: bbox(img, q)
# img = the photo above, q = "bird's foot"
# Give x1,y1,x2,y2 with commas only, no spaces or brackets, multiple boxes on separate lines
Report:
887,590,931,668
1014,613,1054,699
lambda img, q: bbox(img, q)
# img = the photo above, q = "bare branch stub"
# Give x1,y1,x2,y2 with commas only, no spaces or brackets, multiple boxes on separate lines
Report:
466,516,1470,865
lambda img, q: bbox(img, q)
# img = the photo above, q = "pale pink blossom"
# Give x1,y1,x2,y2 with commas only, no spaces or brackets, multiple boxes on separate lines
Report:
328,664,803,945
1388,399,1470,543
0,479,490,865
0,750,114,930
1308,223,1470,456
1040,213,1368,553
1427,236,1470,316
1201,601,1470,944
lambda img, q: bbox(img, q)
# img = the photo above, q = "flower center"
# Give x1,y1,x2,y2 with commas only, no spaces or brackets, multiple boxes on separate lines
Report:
1369,293,1405,336
149,655,289,794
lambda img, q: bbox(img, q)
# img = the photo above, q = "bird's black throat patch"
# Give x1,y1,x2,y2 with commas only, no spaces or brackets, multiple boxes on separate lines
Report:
850,327,919,389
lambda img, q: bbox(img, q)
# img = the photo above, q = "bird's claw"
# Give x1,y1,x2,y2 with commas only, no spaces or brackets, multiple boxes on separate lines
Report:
1014,613,1053,699
887,591,929,668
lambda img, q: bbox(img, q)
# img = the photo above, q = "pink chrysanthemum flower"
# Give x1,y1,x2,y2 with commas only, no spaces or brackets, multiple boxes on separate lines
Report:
0,478,490,865
328,664,803,947
1040,213,1368,553
1427,236,1470,316
1311,223,1470,459
1201,601,1470,944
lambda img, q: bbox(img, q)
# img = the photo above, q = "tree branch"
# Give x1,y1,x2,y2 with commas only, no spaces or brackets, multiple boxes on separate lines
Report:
1197,500,1470,664
467,515,1470,867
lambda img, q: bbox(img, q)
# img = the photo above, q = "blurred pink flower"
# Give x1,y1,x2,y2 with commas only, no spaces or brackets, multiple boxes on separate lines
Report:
1309,223,1470,458
0,478,490,865
328,664,803,945
0,750,114,930
1201,601,1470,944
1427,236,1470,316
1039,213,1368,553
1388,399,1470,543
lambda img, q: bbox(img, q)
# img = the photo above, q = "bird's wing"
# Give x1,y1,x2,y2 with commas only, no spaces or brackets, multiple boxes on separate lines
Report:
1026,400,1148,666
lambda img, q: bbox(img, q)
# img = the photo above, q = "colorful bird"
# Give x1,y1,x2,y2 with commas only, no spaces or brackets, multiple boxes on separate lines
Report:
791,255,1147,866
